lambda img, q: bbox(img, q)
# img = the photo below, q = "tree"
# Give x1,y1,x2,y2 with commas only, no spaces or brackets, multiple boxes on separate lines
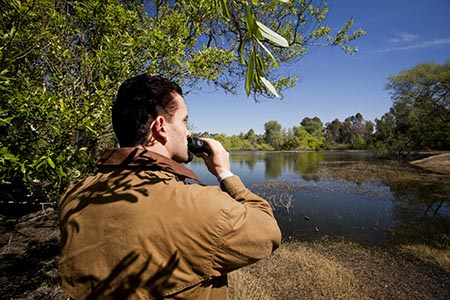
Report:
323,113,373,149
364,121,375,142
291,125,324,150
264,120,283,149
324,118,342,144
1,0,365,203
385,61,450,151
244,128,258,148
300,116,323,138
347,113,373,149
371,111,399,156
337,113,373,148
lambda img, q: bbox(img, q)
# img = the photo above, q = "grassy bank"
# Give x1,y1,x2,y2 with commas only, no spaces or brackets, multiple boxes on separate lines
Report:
229,239,450,300
410,153,450,174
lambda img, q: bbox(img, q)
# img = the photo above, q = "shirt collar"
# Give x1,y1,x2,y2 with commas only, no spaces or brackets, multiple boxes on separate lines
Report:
96,148,200,182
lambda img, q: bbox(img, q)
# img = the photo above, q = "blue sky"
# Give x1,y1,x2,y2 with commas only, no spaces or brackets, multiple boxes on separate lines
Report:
186,0,450,135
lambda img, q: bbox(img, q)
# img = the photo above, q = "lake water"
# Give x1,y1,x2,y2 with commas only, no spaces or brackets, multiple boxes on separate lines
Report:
187,151,450,248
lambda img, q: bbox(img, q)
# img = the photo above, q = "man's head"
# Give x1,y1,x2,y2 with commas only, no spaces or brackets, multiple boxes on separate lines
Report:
112,74,190,162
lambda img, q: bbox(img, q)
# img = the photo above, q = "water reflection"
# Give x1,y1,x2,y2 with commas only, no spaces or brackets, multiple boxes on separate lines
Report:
188,151,450,247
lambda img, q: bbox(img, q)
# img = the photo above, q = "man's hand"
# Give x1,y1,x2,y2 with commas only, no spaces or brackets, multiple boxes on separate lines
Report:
196,138,231,177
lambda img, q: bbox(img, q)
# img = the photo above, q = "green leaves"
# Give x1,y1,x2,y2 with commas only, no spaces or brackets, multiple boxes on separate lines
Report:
246,5,263,40
216,0,231,19
381,60,450,152
245,49,256,96
260,76,280,98
0,0,136,202
243,4,290,98
256,21,289,48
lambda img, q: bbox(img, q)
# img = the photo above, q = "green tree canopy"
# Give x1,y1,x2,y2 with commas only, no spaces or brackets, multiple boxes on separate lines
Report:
384,60,450,152
264,120,283,149
324,118,343,144
300,116,323,138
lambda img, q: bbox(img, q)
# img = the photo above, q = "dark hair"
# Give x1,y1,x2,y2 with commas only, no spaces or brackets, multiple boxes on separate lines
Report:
112,74,183,147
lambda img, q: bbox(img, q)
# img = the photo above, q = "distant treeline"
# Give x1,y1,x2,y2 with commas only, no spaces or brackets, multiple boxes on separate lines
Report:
195,60,450,156
194,113,374,152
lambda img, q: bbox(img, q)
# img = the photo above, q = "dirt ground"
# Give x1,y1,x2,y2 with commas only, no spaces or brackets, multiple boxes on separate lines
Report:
0,208,67,300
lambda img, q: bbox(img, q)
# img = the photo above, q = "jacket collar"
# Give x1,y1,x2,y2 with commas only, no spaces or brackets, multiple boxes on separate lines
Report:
96,148,200,182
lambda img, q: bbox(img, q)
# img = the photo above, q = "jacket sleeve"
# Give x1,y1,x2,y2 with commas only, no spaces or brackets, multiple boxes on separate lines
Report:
210,175,282,274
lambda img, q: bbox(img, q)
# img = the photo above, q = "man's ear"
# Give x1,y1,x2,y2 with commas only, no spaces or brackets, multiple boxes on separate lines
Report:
151,116,168,144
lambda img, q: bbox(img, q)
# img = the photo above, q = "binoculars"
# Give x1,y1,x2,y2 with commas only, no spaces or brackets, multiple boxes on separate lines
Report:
185,137,211,163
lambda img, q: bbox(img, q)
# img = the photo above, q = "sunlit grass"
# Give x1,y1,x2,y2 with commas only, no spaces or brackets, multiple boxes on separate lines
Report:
410,153,450,174
229,241,367,300
229,240,450,300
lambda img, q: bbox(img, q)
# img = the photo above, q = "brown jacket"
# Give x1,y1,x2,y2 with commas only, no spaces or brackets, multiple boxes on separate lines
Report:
59,148,281,300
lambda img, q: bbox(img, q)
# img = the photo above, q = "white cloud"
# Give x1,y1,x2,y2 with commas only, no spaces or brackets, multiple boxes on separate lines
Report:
388,33,418,44
377,37,450,53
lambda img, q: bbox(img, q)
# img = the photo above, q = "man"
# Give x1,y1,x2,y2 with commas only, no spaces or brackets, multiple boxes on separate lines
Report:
58,74,281,299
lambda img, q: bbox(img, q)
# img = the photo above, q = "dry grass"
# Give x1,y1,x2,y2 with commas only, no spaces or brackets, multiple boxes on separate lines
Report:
318,160,449,186
400,244,450,272
230,241,365,300
229,240,450,300
410,153,450,174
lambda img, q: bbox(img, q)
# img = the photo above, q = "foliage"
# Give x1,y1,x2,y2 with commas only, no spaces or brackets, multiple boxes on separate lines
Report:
233,0,365,97
372,60,450,156
322,113,373,150
194,113,375,152
300,117,323,138
370,111,399,156
0,0,364,203
263,120,284,149
388,61,450,150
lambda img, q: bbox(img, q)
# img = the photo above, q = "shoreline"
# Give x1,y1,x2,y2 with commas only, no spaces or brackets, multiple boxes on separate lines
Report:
409,152,450,174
